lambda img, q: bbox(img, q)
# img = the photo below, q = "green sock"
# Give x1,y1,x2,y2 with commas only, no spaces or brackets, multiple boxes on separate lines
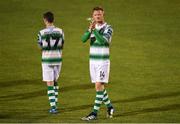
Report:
93,91,104,114
54,81,59,105
103,89,112,108
47,86,56,109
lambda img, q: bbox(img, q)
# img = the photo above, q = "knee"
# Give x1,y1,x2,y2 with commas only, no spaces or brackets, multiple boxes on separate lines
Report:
47,81,54,86
95,82,104,91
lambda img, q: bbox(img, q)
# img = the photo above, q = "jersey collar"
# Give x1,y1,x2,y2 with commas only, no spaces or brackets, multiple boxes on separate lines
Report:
95,22,107,30
47,25,55,32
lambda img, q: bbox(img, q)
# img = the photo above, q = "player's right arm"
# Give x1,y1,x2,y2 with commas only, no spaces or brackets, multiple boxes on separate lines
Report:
81,21,96,43
81,30,91,43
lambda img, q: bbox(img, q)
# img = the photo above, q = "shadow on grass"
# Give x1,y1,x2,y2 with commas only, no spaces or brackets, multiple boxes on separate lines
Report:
0,111,49,123
1,103,180,122
0,89,180,121
0,113,11,119
0,79,42,88
60,104,93,113
0,81,93,101
1,79,180,117
115,103,180,117
0,89,45,101
113,91,180,104
57,91,180,113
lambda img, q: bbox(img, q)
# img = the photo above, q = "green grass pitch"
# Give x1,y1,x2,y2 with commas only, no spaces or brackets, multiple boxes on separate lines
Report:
0,0,180,123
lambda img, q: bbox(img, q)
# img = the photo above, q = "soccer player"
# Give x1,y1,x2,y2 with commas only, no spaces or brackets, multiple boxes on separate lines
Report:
81,7,114,121
37,11,64,114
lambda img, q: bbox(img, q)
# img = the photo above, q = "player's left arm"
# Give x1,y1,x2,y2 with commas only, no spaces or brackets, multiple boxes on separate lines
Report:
103,26,113,43
93,26,113,44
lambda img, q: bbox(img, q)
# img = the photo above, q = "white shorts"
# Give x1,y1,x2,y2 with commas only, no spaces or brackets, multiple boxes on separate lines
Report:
90,61,110,83
42,64,62,82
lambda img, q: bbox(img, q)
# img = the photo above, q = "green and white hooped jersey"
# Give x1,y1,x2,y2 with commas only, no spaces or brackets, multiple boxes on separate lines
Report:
38,26,64,65
90,23,113,63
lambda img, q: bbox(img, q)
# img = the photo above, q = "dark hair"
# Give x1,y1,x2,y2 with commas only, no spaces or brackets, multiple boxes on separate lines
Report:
43,11,54,23
92,6,104,12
